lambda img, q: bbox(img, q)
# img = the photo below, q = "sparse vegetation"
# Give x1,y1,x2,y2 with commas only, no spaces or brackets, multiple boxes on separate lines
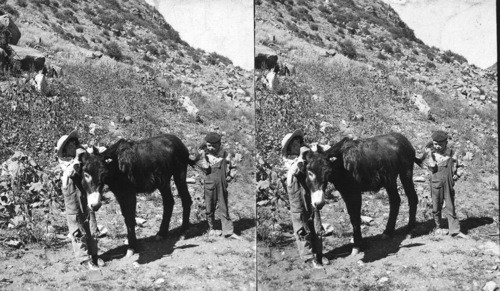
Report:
104,41,123,60
339,39,357,59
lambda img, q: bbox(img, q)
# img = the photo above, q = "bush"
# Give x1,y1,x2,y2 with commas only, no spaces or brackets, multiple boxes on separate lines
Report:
339,40,357,59
381,42,393,54
16,0,27,8
377,52,387,60
83,6,95,16
285,21,299,33
206,52,233,66
442,50,467,64
310,23,318,31
318,5,329,14
104,41,123,60
54,9,78,23
145,44,159,56
0,4,19,17
75,25,84,33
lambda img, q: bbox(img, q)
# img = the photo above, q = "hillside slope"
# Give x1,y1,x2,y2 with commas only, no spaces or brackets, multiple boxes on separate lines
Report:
255,0,498,290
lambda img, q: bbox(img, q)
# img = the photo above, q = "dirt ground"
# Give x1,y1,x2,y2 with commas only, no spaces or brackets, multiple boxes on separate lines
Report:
0,182,256,290
257,175,500,290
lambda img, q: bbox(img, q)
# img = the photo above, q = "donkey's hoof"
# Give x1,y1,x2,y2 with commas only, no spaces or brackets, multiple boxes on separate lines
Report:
351,248,360,256
126,249,135,257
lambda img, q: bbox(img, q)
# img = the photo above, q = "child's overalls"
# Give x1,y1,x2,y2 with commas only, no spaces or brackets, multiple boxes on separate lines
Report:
430,149,461,234
204,151,234,236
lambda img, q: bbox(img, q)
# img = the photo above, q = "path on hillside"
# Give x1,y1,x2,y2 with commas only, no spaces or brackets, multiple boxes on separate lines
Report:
258,176,500,290
0,183,256,290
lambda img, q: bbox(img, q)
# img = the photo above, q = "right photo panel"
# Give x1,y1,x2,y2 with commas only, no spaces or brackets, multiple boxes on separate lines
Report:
255,0,498,290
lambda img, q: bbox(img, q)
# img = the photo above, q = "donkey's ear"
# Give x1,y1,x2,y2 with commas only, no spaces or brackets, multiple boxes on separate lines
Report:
76,148,87,162
92,146,100,155
300,146,310,161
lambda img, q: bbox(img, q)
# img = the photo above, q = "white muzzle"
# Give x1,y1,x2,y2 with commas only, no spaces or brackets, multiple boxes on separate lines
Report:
87,191,102,211
311,190,325,209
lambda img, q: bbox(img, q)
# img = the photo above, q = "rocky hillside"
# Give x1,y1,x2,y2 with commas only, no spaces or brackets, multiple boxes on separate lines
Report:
255,0,497,178
255,0,497,103
255,1,498,289
0,0,254,251
255,0,498,254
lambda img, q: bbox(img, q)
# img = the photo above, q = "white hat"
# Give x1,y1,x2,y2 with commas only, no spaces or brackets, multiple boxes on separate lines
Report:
281,129,304,156
56,130,79,158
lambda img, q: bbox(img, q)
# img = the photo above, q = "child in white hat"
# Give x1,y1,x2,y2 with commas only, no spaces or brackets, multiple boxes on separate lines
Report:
281,129,328,268
56,130,103,270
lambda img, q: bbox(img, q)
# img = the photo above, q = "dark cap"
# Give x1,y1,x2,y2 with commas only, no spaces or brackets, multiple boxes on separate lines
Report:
205,132,221,143
431,130,448,142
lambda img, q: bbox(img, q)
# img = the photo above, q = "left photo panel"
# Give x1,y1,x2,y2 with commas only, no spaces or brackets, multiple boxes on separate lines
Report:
0,0,255,290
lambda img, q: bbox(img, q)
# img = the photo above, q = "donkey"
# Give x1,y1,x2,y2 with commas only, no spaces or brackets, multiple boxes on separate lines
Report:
79,134,202,256
302,132,423,255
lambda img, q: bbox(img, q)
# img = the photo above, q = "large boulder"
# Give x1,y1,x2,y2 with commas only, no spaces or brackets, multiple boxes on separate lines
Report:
10,45,45,72
0,15,21,45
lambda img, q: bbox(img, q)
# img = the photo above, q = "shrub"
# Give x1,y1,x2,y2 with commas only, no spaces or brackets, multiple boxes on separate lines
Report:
318,5,329,14
327,15,336,24
83,6,95,16
285,21,299,33
206,52,233,66
62,0,72,8
75,25,84,33
339,40,357,59
310,23,318,31
426,61,436,69
0,4,19,17
31,0,50,7
54,9,78,23
104,41,123,60
16,0,27,8
145,44,159,56
381,42,394,54
442,50,467,64
377,52,387,60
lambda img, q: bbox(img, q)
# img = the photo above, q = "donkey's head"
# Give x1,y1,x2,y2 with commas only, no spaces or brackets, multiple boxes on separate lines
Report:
301,145,336,210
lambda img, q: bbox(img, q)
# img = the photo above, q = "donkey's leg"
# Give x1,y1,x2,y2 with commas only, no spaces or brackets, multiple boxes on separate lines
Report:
117,192,137,257
173,166,192,232
157,183,174,239
400,169,418,231
341,190,363,255
383,180,401,237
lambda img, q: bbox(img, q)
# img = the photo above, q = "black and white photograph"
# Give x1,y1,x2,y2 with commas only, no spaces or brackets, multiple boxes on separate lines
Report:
0,0,498,290
0,0,255,289
255,0,498,290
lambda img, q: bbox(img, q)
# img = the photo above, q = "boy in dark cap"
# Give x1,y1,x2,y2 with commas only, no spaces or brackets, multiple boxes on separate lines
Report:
198,132,239,238
424,130,467,238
